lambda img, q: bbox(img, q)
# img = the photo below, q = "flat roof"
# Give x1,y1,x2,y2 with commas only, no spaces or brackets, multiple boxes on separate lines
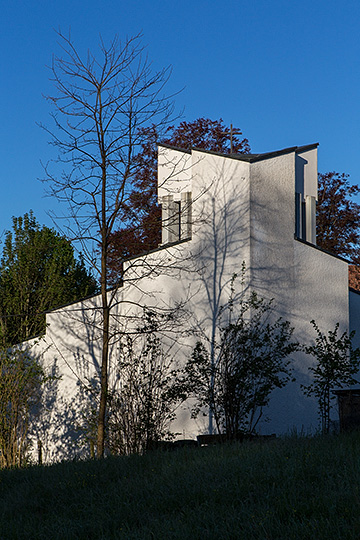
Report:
158,142,319,163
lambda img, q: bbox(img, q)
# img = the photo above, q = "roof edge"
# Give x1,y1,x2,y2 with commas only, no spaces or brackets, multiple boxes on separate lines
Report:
294,235,350,264
158,142,319,163
349,287,360,296
158,143,191,154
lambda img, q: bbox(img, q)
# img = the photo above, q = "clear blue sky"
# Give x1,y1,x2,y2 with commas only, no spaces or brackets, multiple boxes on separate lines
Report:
1,0,360,241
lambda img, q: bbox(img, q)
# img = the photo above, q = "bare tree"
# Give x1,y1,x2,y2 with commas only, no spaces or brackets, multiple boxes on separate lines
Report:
42,31,176,457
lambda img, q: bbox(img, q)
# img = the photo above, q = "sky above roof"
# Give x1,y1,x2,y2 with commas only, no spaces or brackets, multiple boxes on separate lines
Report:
1,0,359,242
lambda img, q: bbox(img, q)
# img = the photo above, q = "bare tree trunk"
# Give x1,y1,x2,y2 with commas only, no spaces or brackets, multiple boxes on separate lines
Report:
97,303,109,457
97,128,110,458
43,31,176,459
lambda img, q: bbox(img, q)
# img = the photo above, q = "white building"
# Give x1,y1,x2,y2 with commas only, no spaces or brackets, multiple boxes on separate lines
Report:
28,142,360,461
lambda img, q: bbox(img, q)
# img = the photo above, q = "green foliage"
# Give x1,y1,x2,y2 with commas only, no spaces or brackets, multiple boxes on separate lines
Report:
0,347,48,468
302,320,360,434
0,211,97,345
184,276,299,437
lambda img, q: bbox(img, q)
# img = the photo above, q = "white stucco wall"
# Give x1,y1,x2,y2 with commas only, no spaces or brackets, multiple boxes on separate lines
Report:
296,147,318,200
261,241,349,434
249,152,296,313
236,146,349,434
158,146,192,199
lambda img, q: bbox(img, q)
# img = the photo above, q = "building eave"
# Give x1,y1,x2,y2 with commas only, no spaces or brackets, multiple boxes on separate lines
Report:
294,235,350,264
158,142,319,163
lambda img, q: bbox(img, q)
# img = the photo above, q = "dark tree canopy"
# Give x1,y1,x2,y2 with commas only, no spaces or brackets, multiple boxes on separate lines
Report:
107,118,250,282
162,117,251,154
317,172,360,264
316,172,360,289
0,212,97,345
107,124,161,279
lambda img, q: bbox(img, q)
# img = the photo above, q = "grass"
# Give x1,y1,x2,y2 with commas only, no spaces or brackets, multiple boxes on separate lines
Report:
1,433,360,539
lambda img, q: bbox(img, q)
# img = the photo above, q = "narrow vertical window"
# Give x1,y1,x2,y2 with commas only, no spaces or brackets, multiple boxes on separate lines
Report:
160,192,192,245
305,195,316,245
181,192,192,240
295,192,316,245
173,201,181,241
295,192,303,238
160,195,180,244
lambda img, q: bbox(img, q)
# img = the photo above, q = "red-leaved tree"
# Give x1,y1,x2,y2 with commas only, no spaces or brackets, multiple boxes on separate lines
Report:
316,172,360,289
317,172,360,262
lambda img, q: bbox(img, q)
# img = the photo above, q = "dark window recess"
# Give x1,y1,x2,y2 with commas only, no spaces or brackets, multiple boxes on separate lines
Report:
334,389,360,432
295,192,305,239
295,192,315,244
160,192,192,245
174,201,181,240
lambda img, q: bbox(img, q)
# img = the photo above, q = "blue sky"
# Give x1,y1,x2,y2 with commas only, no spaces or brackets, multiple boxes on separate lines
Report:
1,0,360,241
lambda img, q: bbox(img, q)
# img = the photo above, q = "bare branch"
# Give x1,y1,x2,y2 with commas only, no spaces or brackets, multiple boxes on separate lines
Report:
42,30,178,458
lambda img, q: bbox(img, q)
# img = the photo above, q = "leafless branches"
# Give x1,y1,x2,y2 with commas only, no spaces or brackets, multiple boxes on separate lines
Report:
42,30,178,457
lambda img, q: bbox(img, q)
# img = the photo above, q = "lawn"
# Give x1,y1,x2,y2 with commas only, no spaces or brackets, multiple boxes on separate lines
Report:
1,432,360,539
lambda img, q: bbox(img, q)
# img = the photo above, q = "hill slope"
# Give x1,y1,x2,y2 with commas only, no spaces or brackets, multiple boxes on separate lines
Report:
1,434,360,539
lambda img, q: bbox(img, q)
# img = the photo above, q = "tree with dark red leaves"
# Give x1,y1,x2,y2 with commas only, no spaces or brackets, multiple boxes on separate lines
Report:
317,172,360,263
316,172,360,290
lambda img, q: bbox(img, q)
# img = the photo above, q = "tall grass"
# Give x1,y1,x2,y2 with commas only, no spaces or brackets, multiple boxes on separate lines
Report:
1,432,360,539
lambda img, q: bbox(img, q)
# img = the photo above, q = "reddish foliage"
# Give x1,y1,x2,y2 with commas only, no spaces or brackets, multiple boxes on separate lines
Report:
107,119,250,283
317,172,360,264
162,118,251,154
317,172,360,291
349,265,360,291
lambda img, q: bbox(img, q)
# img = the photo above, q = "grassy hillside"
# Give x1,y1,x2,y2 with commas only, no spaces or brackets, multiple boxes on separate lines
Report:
1,433,360,539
